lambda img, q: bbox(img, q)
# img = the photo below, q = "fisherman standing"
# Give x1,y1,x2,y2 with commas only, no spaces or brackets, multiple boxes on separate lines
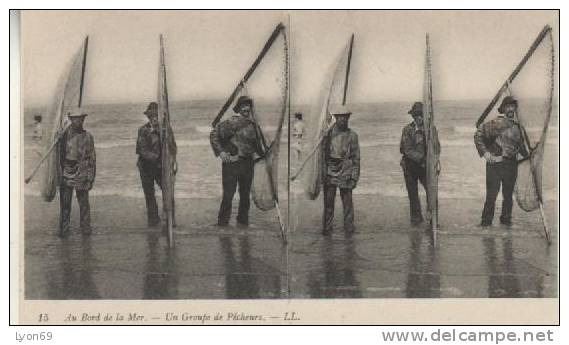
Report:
400,102,440,226
136,102,164,227
322,105,360,235
59,111,96,237
210,96,262,227
292,112,305,161
474,96,528,227
33,115,43,142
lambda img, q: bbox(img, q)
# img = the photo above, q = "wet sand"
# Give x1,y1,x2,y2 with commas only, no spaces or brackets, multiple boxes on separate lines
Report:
24,194,557,299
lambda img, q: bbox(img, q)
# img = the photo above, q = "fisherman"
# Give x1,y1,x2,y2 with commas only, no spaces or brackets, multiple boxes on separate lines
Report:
59,111,96,237
474,96,528,227
400,102,440,226
322,105,360,235
33,114,43,142
210,95,263,227
136,102,163,227
292,112,305,160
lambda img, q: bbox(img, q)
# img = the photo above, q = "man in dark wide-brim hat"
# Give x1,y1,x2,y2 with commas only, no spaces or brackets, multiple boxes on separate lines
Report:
59,111,96,237
210,95,263,226
136,102,163,226
474,95,528,227
322,105,360,235
400,102,440,226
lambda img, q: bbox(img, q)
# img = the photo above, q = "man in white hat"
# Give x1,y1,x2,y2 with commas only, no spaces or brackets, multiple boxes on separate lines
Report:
322,105,360,235
59,111,96,237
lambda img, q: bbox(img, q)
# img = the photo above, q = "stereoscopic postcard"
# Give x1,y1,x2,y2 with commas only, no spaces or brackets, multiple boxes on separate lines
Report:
10,9,559,325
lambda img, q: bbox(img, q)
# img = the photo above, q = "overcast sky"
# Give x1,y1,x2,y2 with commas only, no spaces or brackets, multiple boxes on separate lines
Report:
21,10,558,107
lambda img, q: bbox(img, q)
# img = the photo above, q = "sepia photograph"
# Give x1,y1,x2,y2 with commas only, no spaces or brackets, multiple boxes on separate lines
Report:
12,9,559,324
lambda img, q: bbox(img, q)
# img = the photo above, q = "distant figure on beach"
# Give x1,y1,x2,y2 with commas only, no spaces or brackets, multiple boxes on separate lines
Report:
400,102,440,226
474,96,528,227
210,95,263,227
33,115,43,142
136,102,163,227
292,112,305,161
59,111,96,237
322,105,360,235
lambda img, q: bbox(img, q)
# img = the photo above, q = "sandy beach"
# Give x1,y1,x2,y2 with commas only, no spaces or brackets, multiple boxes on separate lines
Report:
21,99,558,300
24,193,557,299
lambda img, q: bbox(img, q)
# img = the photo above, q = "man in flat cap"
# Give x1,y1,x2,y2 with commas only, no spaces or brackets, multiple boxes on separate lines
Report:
59,111,96,237
400,102,440,226
137,102,164,227
322,105,360,235
474,96,528,227
210,95,263,227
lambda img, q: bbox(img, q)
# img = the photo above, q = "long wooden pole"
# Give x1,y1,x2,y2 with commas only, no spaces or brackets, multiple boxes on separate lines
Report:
476,25,552,127
285,13,292,298
159,34,175,247
78,36,89,108
537,30,555,245
212,23,285,128
342,34,354,106
503,54,553,245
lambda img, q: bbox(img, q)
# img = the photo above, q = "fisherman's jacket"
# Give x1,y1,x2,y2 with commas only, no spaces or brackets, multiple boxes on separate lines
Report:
474,116,527,160
210,114,262,160
60,127,96,191
136,122,162,166
400,121,441,164
323,127,360,189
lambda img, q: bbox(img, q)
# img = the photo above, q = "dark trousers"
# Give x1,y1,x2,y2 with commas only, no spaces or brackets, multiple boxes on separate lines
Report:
323,184,355,234
138,161,162,224
481,159,518,225
59,184,91,236
218,159,254,225
402,158,427,224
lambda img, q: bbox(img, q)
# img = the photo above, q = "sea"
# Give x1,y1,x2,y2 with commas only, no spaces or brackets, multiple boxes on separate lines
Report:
22,99,559,203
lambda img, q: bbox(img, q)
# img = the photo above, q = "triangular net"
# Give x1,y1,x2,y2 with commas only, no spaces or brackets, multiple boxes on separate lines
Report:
512,30,555,212
302,38,352,200
158,35,177,240
40,38,88,202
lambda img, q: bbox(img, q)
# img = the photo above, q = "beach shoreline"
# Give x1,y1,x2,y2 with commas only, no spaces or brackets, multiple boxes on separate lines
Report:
23,194,557,299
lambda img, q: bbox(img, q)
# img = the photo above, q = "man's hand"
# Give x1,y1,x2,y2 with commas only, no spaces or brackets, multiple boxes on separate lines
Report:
484,152,503,164
220,151,231,163
349,178,357,190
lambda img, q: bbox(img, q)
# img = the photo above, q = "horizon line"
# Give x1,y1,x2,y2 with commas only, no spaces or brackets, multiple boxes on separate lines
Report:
23,97,546,110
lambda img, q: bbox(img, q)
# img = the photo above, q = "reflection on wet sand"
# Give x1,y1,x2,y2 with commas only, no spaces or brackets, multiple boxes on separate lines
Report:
483,235,544,298
405,230,440,298
307,237,362,298
46,236,100,299
219,235,282,299
143,232,179,299
24,190,555,299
